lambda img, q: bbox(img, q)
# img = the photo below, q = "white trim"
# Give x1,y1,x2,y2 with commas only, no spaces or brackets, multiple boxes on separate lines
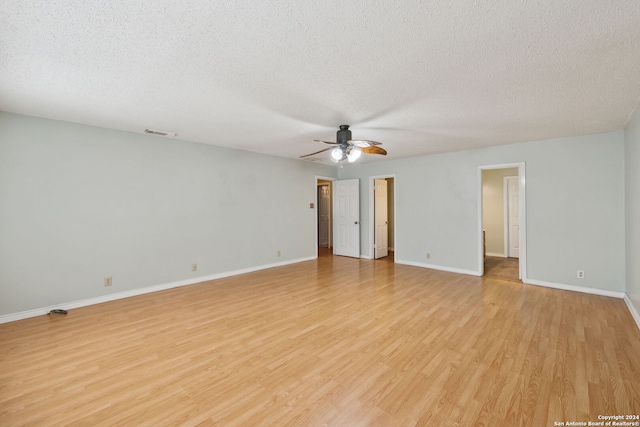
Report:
518,164,527,281
480,162,525,170
503,177,509,257
486,252,507,258
369,174,397,263
360,254,373,260
395,259,482,277
478,168,484,276
624,294,640,331
523,278,625,299
0,256,315,325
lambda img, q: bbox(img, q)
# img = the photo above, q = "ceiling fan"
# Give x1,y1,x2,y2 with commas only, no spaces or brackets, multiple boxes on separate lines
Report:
300,125,387,163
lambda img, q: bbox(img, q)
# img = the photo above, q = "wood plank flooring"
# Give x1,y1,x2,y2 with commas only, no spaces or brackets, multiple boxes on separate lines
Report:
1,254,639,426
484,256,520,282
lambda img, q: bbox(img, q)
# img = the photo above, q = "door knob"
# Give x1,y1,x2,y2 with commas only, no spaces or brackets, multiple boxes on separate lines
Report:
354,221,359,224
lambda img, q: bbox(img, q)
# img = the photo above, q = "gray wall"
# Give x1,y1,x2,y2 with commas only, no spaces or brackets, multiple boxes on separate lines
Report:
625,107,640,316
0,112,336,316
339,131,626,293
1,110,632,317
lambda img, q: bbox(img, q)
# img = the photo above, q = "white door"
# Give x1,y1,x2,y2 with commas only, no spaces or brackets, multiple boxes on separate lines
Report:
505,176,520,258
318,184,330,247
333,179,360,258
374,179,388,259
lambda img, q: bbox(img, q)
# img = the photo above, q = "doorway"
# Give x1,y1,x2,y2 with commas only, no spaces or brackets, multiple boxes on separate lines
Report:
316,177,335,258
318,183,331,247
479,164,526,281
370,175,396,261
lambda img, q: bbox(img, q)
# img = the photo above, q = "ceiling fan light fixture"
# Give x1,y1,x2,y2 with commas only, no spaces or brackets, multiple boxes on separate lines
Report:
301,125,386,163
331,148,343,162
347,148,361,162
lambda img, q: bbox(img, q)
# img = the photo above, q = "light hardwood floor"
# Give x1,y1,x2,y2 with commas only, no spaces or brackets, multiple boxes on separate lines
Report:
1,254,639,426
484,256,520,282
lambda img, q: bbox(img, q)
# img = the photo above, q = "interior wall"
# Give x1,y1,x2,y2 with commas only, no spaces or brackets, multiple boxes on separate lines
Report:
339,131,625,293
1,111,632,316
0,112,337,316
625,106,640,317
482,168,518,256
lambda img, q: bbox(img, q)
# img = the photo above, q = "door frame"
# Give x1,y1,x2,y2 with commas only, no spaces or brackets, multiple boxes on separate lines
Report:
478,163,526,280
368,174,396,262
315,176,336,258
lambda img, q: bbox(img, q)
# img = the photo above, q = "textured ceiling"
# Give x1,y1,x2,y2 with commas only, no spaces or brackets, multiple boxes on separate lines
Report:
2,1,640,164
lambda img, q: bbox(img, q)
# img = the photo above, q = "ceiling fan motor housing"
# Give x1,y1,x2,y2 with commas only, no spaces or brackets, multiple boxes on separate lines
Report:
337,125,352,146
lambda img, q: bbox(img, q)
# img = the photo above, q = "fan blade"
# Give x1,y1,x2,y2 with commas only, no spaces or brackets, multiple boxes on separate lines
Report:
300,147,333,158
314,139,339,145
350,140,382,147
360,146,387,155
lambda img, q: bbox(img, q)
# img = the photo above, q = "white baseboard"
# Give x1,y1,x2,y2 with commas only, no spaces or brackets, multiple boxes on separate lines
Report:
523,278,625,299
624,294,640,331
485,252,507,258
360,254,372,259
395,259,482,277
0,256,315,325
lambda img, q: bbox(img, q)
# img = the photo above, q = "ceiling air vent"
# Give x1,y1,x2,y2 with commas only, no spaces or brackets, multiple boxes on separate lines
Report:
144,128,177,137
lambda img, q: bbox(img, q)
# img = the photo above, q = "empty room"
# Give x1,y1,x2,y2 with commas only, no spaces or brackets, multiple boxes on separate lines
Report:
1,1,640,426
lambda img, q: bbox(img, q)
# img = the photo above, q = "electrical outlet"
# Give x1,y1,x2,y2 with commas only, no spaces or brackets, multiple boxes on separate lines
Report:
577,270,585,279
192,263,198,272
104,277,112,287
277,250,281,257
426,253,431,260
